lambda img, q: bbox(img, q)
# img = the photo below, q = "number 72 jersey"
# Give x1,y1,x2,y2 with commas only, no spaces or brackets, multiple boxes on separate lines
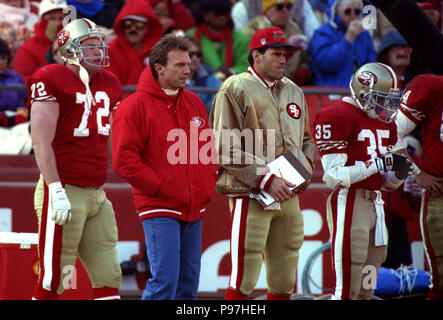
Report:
28,64,122,187
312,100,398,190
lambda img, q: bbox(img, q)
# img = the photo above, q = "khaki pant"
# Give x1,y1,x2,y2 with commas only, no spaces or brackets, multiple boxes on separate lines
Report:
326,188,387,300
421,190,443,294
34,176,121,295
228,195,304,296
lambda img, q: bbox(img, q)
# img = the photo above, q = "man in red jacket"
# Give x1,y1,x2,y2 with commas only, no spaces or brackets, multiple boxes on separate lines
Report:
14,0,68,82
112,34,218,300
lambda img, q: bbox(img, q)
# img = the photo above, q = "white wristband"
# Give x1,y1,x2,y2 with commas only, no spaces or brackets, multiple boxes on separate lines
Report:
48,181,63,191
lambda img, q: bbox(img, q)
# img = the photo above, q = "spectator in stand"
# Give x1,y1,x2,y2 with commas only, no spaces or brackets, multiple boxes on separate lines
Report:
308,0,376,87
0,38,28,128
241,0,312,86
231,0,320,43
184,35,221,115
66,0,125,30
14,0,68,82
186,0,250,82
310,0,330,26
418,1,441,30
150,0,195,35
376,29,413,90
45,38,64,64
107,0,163,87
0,0,38,64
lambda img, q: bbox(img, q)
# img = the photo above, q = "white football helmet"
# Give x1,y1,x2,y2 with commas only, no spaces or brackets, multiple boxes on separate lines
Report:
350,62,401,123
57,18,109,68
57,18,109,105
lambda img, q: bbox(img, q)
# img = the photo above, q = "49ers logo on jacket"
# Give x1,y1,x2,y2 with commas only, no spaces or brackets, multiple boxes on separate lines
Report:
287,103,302,119
57,30,70,47
191,116,205,128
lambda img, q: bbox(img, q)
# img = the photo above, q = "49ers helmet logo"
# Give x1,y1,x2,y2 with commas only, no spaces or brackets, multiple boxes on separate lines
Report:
358,71,378,86
57,30,70,47
287,103,301,119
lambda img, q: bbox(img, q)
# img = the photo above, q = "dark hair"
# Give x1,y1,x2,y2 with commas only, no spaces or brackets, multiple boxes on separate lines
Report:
149,34,192,79
247,46,269,66
195,0,234,28
0,37,12,65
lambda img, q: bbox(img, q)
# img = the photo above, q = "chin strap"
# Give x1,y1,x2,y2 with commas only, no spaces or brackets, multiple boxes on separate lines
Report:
64,57,96,106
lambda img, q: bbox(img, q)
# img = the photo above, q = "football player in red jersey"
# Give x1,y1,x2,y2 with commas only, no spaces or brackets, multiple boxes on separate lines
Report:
312,62,412,300
29,18,122,300
395,74,443,300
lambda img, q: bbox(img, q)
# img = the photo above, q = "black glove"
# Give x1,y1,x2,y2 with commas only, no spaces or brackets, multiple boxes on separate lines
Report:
375,153,412,179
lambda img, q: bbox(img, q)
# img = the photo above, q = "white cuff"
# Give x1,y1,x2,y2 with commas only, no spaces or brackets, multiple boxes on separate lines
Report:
48,181,63,191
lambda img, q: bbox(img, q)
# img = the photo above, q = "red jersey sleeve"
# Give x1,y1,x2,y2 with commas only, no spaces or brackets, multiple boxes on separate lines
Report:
313,106,353,156
28,66,62,104
399,74,438,124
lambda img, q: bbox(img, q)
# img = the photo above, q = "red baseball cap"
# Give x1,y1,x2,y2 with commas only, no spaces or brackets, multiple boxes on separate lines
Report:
249,27,296,52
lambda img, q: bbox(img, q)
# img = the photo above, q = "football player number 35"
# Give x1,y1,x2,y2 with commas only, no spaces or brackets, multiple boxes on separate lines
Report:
315,124,331,139
316,124,390,157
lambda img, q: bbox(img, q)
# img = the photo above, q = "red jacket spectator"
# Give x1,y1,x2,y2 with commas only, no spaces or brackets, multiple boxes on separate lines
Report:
14,0,68,82
107,0,163,86
14,20,56,82
150,0,195,33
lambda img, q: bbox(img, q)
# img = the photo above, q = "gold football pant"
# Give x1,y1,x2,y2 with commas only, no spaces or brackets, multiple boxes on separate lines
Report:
327,188,387,300
227,195,304,296
421,190,443,296
33,176,121,298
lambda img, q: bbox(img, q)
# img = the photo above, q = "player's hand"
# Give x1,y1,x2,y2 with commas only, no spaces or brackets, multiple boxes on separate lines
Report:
48,182,71,225
267,177,295,202
413,171,443,196
375,152,413,179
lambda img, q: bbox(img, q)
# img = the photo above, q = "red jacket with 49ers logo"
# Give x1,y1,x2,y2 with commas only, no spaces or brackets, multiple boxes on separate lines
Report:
112,66,218,222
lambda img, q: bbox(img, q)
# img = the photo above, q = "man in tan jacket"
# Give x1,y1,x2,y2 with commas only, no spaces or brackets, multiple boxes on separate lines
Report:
209,27,315,300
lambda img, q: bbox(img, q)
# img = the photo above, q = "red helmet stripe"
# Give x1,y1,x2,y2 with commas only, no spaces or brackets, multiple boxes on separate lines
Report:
374,62,397,89
81,18,93,29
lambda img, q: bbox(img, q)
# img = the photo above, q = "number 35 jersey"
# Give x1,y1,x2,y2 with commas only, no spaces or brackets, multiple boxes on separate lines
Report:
28,64,122,186
312,100,398,190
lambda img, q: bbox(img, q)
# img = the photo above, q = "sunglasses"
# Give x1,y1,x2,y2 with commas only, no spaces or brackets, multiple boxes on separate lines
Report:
190,51,202,58
343,8,362,15
275,3,293,11
123,19,146,30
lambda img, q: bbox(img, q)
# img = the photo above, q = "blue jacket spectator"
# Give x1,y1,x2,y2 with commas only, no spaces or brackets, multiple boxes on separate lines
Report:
0,38,27,127
308,0,376,87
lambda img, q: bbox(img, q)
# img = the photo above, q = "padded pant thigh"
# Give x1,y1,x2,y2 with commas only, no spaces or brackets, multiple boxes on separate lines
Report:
77,198,121,289
265,197,304,296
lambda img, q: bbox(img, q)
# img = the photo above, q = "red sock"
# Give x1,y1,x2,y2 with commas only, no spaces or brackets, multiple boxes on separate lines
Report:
92,287,120,300
427,288,443,300
267,292,291,300
224,288,248,300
